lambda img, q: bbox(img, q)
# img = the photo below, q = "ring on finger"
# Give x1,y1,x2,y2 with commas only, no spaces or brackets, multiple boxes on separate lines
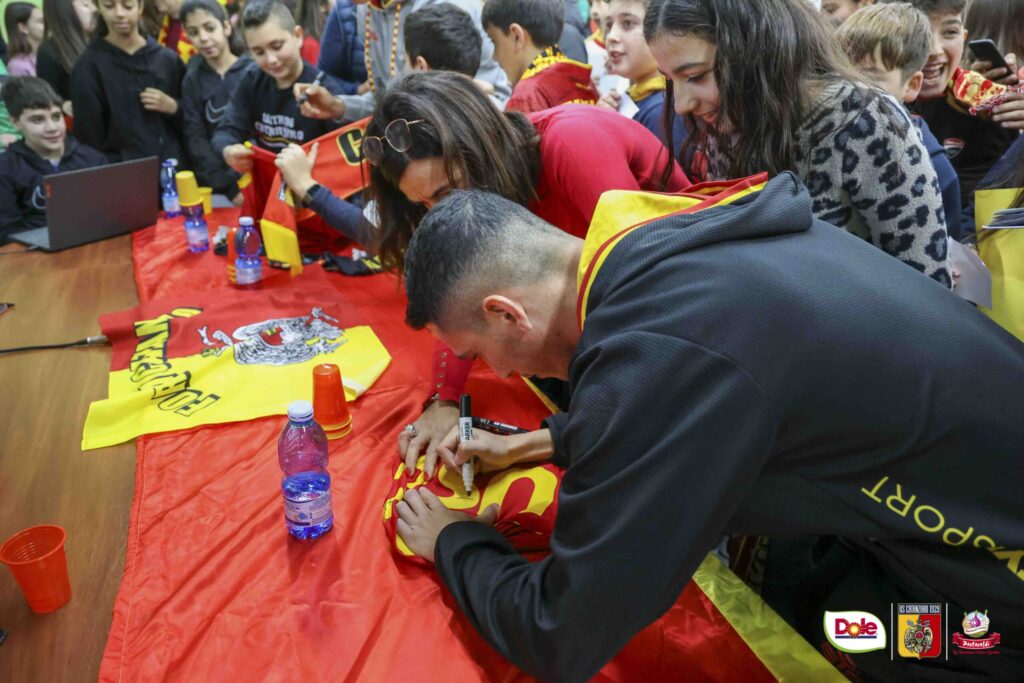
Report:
403,423,418,435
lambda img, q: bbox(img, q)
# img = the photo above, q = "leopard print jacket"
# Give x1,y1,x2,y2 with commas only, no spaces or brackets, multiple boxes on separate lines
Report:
707,81,952,288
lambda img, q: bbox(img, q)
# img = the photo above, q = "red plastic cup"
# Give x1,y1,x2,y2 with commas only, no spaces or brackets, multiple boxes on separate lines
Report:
313,363,352,439
0,525,72,613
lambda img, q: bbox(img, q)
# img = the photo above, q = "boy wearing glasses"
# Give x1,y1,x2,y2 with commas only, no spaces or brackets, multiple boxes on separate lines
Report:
213,0,345,176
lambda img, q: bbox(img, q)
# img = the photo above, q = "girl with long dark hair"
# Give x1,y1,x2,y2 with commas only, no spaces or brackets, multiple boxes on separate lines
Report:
645,0,951,287
70,0,184,163
4,2,45,76
36,0,96,108
297,69,689,472
180,0,249,204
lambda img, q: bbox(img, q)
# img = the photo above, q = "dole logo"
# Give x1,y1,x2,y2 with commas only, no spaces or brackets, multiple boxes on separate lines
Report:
824,611,887,654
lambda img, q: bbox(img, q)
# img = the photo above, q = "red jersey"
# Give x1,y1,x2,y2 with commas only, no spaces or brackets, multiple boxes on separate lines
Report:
429,105,691,402
506,48,599,114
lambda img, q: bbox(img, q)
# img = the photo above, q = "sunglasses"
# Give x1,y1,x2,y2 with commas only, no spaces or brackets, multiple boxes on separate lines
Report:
363,119,423,165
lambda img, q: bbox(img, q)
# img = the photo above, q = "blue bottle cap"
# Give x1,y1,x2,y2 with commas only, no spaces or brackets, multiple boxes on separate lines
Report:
239,217,254,227
287,400,314,422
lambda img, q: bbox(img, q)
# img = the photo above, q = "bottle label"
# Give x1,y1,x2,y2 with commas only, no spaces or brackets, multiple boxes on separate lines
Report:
186,225,209,246
283,491,333,527
163,196,180,213
235,263,262,285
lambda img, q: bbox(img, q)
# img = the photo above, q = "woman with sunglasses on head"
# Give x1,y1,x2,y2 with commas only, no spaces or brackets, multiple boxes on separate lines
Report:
294,69,689,475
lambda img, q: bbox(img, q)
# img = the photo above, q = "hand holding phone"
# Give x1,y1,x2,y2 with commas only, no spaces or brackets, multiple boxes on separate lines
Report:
968,39,1017,85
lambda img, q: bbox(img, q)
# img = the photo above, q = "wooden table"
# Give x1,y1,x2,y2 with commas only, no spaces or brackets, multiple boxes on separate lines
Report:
0,236,139,681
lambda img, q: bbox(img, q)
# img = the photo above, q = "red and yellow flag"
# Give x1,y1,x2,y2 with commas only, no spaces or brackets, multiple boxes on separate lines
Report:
82,286,390,449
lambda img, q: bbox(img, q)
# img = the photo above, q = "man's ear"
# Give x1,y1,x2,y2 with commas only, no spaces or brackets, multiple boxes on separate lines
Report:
482,295,532,332
903,70,924,102
411,55,430,71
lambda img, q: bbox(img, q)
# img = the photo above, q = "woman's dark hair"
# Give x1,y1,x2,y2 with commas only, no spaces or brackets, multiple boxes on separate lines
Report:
294,0,326,42
644,0,871,180
42,0,91,72
963,0,1024,67
181,0,244,55
367,71,541,271
4,2,37,58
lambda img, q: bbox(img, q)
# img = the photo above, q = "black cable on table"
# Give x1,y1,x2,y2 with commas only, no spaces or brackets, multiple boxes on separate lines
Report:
0,335,109,355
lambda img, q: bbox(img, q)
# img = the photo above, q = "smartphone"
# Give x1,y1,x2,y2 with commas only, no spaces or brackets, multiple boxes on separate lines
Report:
968,39,1009,72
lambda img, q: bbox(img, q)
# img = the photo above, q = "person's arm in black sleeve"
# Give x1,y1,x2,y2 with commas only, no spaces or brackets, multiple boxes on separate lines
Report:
70,58,111,159
182,71,240,195
164,57,186,136
540,412,570,468
211,67,256,157
434,331,777,682
0,169,25,238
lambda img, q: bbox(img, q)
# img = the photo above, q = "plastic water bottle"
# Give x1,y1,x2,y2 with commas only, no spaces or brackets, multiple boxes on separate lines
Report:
181,203,210,252
278,400,333,540
161,159,181,218
234,217,262,285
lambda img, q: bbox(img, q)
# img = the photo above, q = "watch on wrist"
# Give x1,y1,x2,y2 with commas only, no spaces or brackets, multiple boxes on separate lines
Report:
301,183,322,207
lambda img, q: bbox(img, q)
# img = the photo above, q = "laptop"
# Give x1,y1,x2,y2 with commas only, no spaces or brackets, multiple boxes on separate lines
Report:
9,156,160,251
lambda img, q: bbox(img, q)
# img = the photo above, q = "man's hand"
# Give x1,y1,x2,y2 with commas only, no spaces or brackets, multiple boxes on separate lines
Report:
223,144,254,173
275,142,318,198
437,426,555,473
395,488,498,563
294,83,345,120
397,400,459,477
140,87,178,115
970,53,1019,85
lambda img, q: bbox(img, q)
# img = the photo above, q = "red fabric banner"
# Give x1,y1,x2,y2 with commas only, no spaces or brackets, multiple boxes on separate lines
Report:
97,215,780,681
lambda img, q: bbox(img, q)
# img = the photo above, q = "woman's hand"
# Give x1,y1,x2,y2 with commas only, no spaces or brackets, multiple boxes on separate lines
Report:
231,192,245,207
294,83,345,120
397,400,459,477
970,53,1019,85
436,427,555,473
275,142,318,198
597,91,621,112
140,87,178,115
992,90,1024,130
223,144,254,173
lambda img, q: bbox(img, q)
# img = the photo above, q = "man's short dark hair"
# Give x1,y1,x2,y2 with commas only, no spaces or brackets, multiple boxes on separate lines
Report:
405,190,567,330
482,0,564,49
404,4,482,77
1,76,62,119
241,0,296,32
882,0,965,19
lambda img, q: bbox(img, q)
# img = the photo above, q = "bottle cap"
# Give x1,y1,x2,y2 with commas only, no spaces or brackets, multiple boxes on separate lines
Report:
239,216,254,227
175,170,201,206
287,400,314,422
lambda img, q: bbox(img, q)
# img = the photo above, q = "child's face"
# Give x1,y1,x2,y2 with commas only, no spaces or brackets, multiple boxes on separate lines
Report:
649,31,728,133
73,0,97,33
154,0,184,19
920,11,965,99
98,0,142,38
855,46,922,103
21,7,45,45
184,9,231,61
821,0,870,27
485,24,527,85
245,21,303,85
15,105,67,157
604,0,657,82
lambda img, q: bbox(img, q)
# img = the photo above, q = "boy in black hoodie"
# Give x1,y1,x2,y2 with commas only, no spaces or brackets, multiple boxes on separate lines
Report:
70,0,185,164
0,77,107,242
213,0,344,176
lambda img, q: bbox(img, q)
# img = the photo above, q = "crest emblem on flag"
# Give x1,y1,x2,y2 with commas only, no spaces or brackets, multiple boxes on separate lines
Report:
198,307,346,365
896,603,943,659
